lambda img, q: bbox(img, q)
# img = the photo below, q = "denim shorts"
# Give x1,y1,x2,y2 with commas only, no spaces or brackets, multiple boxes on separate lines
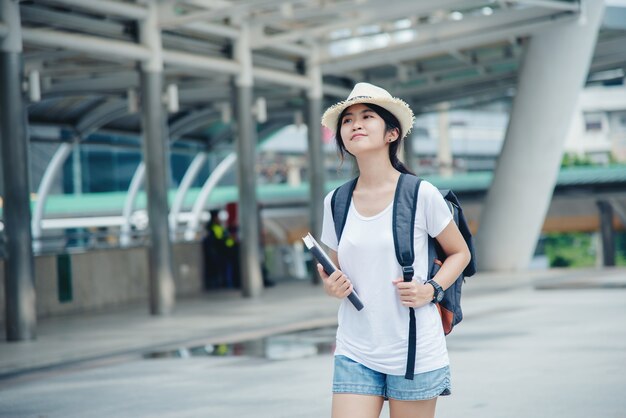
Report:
332,355,451,401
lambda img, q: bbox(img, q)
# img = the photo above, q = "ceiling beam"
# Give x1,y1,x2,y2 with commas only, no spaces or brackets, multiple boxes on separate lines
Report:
20,5,129,42
180,0,234,9
251,0,484,49
37,0,149,21
178,21,239,39
160,0,306,28
22,28,152,61
248,0,381,26
320,8,577,73
367,55,520,89
594,35,626,58
412,75,517,108
175,21,311,57
447,50,486,75
403,70,518,98
510,0,580,11
21,27,316,90
44,72,139,95
321,6,563,62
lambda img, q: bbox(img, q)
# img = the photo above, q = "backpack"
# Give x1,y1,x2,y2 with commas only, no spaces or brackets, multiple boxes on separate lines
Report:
330,173,476,379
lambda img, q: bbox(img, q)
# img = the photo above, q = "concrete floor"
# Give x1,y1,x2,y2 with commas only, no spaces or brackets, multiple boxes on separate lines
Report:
0,268,625,417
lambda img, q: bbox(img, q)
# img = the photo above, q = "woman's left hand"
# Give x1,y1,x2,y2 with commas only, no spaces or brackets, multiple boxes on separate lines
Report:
392,279,434,308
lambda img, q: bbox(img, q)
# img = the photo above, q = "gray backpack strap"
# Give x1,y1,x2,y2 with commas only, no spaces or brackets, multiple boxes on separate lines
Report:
392,174,421,281
331,177,358,242
391,173,422,380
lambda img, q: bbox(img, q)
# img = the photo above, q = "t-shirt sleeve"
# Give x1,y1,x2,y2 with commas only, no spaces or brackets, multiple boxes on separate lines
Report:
320,190,339,251
419,181,453,238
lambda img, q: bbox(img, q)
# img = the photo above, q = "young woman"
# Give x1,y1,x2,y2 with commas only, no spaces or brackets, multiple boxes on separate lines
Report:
318,83,471,418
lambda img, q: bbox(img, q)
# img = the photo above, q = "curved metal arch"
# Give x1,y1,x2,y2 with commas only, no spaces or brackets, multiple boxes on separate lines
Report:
183,118,292,240
169,152,207,240
75,98,129,137
119,161,145,247
31,98,130,251
169,107,218,140
121,106,222,244
31,142,73,252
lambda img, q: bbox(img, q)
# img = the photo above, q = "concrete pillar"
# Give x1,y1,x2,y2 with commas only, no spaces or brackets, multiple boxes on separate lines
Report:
235,23,263,298
139,3,175,314
306,45,325,284
402,114,415,174
596,200,615,266
437,103,453,177
476,1,606,271
1,0,37,341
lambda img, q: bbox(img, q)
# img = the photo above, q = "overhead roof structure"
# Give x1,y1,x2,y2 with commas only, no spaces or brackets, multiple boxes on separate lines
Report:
2,0,625,341
15,0,626,145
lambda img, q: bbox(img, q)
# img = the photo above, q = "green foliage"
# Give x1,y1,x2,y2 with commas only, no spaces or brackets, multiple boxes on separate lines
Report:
543,231,626,268
561,153,594,167
543,232,596,268
617,232,626,266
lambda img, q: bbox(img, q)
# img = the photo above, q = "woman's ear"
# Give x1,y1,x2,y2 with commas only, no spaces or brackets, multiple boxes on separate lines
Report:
387,128,400,143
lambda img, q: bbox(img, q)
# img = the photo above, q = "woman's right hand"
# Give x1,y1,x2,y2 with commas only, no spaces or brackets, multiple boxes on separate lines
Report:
317,264,353,299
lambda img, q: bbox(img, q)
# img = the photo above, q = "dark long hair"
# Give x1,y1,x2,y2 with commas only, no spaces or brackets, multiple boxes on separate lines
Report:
334,103,414,175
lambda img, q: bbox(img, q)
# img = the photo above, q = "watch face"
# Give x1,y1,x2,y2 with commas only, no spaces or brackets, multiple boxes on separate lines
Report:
429,281,444,303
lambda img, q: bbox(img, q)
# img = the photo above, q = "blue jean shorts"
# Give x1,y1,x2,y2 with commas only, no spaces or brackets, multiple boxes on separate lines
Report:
332,355,451,401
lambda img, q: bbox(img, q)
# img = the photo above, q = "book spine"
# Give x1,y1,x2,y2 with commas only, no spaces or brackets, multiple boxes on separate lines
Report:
310,246,335,274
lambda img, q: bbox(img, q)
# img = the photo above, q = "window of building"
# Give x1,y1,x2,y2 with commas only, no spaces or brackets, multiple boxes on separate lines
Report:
584,112,603,132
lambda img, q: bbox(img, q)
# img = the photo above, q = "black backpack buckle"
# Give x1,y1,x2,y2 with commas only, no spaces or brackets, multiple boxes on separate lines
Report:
402,265,414,282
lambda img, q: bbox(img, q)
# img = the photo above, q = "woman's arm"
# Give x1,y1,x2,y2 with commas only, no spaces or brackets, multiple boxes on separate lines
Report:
430,220,471,291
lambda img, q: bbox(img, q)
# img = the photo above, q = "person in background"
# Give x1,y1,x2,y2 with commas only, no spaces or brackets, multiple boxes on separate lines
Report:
202,209,235,289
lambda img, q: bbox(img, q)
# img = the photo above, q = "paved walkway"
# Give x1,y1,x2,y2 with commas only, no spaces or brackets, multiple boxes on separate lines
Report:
0,279,341,378
1,267,625,417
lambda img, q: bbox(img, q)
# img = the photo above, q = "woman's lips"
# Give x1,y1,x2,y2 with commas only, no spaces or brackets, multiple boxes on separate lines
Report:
351,133,365,140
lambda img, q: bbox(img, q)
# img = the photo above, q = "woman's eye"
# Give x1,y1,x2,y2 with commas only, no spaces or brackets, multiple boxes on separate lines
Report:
342,118,351,124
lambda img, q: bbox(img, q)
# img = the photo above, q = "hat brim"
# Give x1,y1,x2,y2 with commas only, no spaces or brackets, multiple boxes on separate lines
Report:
321,96,415,139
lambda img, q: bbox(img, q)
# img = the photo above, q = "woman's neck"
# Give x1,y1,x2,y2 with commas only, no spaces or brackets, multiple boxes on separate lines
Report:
354,152,400,189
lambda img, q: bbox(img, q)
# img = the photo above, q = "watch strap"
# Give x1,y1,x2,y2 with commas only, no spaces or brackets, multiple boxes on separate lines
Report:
427,280,444,303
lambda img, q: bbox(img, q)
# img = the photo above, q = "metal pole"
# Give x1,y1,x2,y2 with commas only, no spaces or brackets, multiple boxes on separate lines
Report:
597,200,615,267
306,45,325,285
1,0,36,341
235,23,263,298
139,3,175,314
39,0,149,20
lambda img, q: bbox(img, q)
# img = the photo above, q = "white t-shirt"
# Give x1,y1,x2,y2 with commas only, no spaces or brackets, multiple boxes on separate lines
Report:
321,179,453,375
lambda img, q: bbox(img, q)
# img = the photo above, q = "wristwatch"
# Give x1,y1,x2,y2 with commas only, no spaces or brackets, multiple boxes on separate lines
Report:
427,280,444,303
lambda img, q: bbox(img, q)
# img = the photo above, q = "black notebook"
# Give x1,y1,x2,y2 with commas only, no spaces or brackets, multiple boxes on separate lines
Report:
302,233,364,311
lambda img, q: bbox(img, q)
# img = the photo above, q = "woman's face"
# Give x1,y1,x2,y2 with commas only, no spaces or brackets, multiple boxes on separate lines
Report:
340,103,395,156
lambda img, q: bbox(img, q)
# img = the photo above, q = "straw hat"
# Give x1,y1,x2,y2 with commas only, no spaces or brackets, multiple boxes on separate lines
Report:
321,82,415,139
